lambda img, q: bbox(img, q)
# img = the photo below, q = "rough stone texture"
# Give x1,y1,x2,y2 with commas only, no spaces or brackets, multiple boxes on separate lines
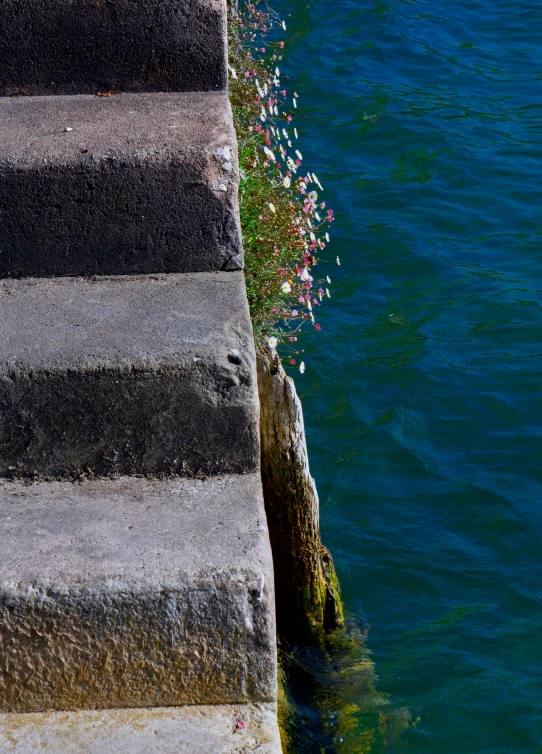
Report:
257,349,343,640
0,92,243,278
0,704,282,753
0,0,227,96
0,273,259,479
0,474,276,712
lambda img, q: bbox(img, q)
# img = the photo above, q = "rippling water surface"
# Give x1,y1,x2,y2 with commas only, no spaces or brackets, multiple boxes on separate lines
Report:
271,1,542,751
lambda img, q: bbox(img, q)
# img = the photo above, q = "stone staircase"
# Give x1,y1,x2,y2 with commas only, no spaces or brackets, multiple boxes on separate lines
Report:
0,1,281,751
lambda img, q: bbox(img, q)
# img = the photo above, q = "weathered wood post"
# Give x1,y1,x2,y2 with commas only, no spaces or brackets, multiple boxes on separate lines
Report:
257,348,344,641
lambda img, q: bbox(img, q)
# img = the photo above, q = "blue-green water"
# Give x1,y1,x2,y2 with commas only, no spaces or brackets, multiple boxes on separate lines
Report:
274,1,542,751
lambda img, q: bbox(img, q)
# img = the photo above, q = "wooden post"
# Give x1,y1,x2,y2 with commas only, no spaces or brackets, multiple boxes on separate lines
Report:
257,348,344,641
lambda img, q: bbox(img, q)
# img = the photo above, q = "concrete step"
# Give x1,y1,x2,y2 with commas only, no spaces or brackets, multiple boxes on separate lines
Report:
0,92,242,279
0,474,275,713
0,272,259,479
0,704,282,753
0,0,227,96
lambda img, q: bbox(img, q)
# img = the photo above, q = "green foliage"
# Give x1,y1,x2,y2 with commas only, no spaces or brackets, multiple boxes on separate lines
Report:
229,3,335,356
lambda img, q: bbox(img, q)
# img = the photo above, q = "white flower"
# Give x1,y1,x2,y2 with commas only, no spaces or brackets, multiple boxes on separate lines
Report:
274,105,279,116
299,361,306,374
293,98,297,109
326,275,331,284
288,139,292,147
307,218,312,228
282,20,287,30
309,232,316,241
264,82,268,96
315,176,324,190
284,177,291,188
326,288,331,298
275,67,280,77
300,268,311,281
282,128,289,139
268,336,278,349
310,312,315,322
325,233,330,243
336,256,341,265
309,190,318,202
228,66,237,79
281,281,291,293
307,300,312,311
295,150,303,160
315,212,321,221
294,128,299,139
269,202,276,213
263,146,276,161
260,108,266,122
269,103,274,114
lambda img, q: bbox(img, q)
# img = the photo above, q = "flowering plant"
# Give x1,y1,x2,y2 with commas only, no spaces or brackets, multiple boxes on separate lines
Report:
229,1,337,370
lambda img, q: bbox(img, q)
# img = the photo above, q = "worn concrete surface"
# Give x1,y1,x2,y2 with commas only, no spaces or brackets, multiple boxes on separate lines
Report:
0,0,227,96
0,273,259,479
0,92,242,278
0,704,282,753
0,474,276,712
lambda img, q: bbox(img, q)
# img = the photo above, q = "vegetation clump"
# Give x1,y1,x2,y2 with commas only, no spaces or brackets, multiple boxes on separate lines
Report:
228,2,336,364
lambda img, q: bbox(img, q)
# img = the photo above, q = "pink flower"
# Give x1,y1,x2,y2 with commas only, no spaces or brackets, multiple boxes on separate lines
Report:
303,313,309,319
279,41,285,48
305,293,311,301
290,358,296,365
281,90,287,96
244,71,250,78
287,115,293,122
313,299,318,305
236,721,246,730
295,159,302,166
298,296,305,304
262,216,268,222
291,309,298,316
271,306,277,313
263,161,269,167
279,268,286,275
320,202,326,209
315,323,322,331
260,47,266,53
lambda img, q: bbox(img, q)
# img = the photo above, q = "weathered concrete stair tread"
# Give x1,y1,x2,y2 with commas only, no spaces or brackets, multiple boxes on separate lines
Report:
0,272,258,479
0,474,276,712
0,704,282,753
0,0,227,96
0,92,242,278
